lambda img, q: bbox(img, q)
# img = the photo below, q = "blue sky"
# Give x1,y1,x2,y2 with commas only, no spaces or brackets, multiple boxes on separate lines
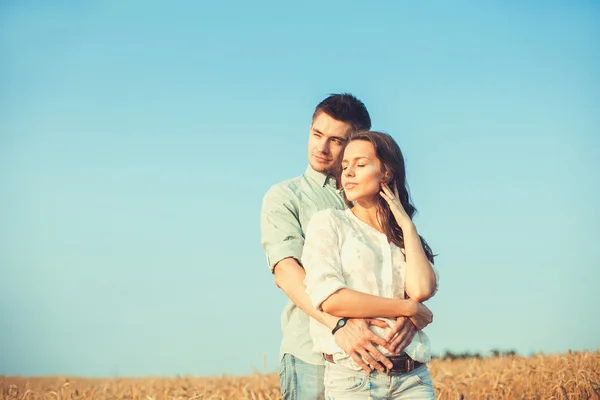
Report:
1,1,599,377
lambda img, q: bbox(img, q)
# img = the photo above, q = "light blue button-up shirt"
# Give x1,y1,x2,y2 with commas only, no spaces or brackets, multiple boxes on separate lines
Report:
261,166,346,365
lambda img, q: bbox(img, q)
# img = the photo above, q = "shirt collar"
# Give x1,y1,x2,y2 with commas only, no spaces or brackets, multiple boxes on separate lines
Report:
305,165,338,189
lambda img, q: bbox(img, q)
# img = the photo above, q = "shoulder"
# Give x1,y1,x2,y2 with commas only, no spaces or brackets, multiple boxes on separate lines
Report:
261,176,306,213
262,174,305,202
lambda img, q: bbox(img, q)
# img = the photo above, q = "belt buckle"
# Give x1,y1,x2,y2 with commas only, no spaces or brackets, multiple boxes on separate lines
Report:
406,358,415,372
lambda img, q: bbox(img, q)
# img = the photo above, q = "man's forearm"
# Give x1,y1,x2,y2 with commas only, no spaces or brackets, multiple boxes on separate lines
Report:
274,258,338,330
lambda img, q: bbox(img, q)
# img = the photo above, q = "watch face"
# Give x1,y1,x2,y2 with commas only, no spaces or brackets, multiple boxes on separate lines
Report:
339,319,346,327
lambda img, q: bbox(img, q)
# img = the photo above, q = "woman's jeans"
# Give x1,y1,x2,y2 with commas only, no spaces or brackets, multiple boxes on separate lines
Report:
323,360,436,399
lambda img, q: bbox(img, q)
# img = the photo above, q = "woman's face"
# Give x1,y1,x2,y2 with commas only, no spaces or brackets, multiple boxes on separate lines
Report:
341,140,386,203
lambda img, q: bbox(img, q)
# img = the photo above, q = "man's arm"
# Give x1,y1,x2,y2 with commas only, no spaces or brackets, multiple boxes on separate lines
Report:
273,257,338,329
260,185,339,329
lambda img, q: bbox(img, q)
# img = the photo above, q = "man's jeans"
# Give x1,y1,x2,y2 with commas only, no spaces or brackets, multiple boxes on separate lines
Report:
279,353,326,400
323,360,436,399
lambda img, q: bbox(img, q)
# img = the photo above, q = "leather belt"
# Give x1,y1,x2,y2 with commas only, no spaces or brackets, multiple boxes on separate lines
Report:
323,353,424,374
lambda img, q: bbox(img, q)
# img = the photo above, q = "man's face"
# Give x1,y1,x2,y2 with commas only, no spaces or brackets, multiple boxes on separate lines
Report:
308,112,353,175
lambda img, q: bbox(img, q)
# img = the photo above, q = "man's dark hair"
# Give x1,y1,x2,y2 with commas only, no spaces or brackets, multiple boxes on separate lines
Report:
312,93,371,132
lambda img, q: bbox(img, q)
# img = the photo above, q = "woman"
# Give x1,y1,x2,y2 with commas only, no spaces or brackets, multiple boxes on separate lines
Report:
302,131,438,399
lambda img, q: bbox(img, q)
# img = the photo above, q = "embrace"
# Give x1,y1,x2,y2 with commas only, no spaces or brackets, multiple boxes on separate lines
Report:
261,94,439,400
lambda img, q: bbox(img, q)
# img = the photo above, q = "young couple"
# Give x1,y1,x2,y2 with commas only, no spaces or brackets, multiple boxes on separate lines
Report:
261,94,438,399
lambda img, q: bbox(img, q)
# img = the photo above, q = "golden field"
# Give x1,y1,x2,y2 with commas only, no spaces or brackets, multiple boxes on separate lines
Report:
1,351,599,400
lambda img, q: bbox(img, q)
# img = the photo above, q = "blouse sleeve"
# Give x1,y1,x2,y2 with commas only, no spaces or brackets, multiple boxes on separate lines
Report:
302,210,347,311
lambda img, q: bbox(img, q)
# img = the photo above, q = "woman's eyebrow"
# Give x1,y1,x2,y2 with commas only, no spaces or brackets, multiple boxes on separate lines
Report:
341,156,371,163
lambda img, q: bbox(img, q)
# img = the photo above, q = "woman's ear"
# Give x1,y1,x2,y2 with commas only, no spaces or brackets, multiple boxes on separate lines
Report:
382,170,393,183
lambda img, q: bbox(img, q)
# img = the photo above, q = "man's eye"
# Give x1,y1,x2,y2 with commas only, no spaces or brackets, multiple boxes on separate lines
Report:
333,139,343,144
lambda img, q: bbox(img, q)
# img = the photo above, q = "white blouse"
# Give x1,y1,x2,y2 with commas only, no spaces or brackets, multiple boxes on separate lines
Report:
302,208,439,370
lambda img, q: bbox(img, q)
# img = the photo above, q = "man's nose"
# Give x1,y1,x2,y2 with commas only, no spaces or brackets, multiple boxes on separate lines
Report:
318,139,330,154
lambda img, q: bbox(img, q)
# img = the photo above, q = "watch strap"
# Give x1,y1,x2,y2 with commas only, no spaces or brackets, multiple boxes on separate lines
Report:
331,317,348,335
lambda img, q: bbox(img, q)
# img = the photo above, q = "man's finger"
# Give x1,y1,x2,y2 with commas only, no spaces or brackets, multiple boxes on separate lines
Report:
366,318,390,329
366,331,391,350
390,329,409,351
363,342,393,370
385,318,408,341
358,348,386,373
388,320,412,347
389,326,407,345
348,352,372,374
392,327,416,353
394,334,414,354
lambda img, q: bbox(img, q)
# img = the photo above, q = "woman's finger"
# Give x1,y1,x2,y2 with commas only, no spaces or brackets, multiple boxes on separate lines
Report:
380,189,396,203
379,191,392,203
384,183,397,200
382,183,393,198
393,184,400,199
382,184,401,206
380,191,400,212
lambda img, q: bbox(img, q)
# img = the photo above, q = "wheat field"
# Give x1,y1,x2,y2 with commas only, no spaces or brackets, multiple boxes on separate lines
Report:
2,351,599,400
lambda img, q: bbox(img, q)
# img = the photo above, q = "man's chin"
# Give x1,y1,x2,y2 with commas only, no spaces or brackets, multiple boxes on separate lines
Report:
309,161,333,174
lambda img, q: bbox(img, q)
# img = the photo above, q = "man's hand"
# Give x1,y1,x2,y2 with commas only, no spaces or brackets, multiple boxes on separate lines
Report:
333,318,394,373
409,301,433,330
385,317,416,354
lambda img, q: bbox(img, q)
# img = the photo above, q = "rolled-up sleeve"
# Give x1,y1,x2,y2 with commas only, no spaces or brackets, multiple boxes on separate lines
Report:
302,210,347,310
260,185,304,273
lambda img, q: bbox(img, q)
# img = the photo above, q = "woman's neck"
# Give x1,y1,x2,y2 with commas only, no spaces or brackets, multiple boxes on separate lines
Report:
351,197,384,233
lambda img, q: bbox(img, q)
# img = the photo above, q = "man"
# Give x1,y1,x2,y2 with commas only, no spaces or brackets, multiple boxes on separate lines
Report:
261,94,417,400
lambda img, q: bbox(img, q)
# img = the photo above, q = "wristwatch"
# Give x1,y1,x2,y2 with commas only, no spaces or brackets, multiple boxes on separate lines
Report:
331,317,349,335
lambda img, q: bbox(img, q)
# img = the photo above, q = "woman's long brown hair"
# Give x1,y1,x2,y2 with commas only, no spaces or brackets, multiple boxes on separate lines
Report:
343,131,435,263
